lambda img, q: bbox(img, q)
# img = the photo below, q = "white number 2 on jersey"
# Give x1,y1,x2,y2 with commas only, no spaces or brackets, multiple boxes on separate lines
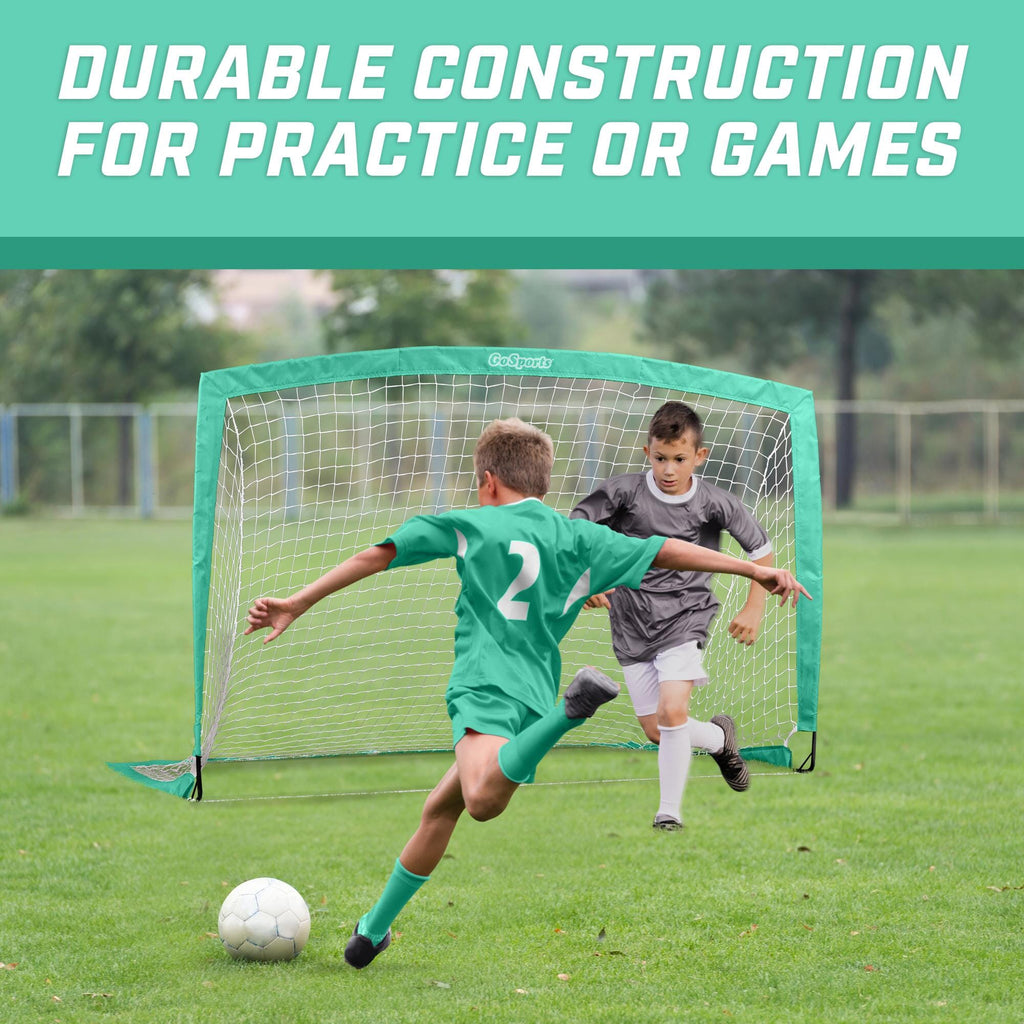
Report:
497,540,541,621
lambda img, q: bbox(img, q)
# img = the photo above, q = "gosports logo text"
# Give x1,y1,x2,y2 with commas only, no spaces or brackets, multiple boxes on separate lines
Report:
488,352,554,371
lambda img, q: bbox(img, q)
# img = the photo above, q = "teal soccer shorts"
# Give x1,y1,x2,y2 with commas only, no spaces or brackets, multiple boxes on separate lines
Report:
447,684,544,781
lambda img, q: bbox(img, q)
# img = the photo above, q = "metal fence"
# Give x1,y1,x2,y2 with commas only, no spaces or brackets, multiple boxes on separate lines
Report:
816,399,1024,523
2,399,1023,523
0,402,197,517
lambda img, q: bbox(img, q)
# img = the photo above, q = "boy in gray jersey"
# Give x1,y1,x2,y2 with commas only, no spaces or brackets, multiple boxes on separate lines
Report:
571,402,776,831
246,418,809,966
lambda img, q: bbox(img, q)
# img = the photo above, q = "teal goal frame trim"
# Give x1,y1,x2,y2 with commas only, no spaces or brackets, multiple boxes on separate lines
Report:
114,346,822,797
105,759,200,799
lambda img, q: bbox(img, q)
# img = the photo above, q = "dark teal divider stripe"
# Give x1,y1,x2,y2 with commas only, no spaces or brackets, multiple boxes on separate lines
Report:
4,237,1023,270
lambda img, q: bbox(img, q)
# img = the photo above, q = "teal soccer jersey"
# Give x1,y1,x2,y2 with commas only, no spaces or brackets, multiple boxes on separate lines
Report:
381,498,665,716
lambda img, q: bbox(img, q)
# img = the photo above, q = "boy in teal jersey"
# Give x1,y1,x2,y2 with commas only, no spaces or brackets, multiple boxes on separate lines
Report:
245,418,810,968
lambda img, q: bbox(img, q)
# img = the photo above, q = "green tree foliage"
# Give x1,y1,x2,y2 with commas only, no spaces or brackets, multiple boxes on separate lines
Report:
512,271,573,349
321,270,524,352
879,292,1024,401
0,269,235,403
643,269,1024,506
0,270,237,507
905,269,1024,360
644,270,892,376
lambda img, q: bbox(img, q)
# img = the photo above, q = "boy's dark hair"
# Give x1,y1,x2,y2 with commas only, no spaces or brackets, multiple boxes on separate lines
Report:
648,402,703,446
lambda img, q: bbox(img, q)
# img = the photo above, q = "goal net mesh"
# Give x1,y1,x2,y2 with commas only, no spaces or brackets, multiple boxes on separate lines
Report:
110,348,821,797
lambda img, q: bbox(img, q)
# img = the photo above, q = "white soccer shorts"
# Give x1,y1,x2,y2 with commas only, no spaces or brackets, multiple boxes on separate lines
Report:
620,640,710,717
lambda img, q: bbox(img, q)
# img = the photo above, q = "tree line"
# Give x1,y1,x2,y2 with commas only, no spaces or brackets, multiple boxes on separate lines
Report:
2,268,1022,508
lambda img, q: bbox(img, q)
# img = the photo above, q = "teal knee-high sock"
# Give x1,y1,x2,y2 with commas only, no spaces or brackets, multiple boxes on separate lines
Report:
359,859,430,944
498,699,584,785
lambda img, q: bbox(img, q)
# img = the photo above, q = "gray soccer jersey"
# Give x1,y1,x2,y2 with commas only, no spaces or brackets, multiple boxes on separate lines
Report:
571,471,772,665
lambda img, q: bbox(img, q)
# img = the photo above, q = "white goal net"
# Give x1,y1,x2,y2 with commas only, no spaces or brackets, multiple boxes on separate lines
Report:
111,348,822,798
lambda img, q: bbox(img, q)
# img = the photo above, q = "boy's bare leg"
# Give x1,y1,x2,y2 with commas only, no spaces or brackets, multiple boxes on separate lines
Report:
398,730,521,880
637,713,660,744
347,738,519,967
657,678,694,728
399,730,524,877
408,669,621,837
397,761,468,876
349,673,618,966
452,731,520,822
348,757,481,967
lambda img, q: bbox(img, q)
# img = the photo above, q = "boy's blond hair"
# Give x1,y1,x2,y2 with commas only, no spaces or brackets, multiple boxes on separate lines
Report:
474,418,553,497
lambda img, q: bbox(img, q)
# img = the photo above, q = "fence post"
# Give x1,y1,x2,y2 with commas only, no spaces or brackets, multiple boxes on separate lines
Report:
283,409,301,521
897,407,912,524
428,410,448,513
150,408,161,513
70,405,84,514
0,408,16,507
137,407,154,519
984,406,1000,522
580,409,601,496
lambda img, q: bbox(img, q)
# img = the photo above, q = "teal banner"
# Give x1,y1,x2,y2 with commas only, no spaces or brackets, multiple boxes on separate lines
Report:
1,1,1018,266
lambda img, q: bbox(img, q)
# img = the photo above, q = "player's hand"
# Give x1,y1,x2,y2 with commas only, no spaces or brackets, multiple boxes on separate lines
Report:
754,567,812,607
728,607,762,646
245,597,299,643
583,590,614,610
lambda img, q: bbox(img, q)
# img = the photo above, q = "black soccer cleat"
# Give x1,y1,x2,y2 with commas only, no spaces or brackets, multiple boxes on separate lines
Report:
563,666,620,719
344,924,391,969
652,814,685,832
710,714,750,792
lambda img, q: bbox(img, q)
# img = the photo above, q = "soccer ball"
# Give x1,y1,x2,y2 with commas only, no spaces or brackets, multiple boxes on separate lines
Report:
217,877,311,962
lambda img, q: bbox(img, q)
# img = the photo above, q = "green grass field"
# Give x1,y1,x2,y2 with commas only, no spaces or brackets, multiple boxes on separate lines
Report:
1,520,1022,1024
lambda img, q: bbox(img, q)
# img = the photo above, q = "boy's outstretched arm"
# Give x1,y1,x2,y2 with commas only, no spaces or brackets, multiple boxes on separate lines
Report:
729,552,773,645
245,543,397,643
653,539,811,606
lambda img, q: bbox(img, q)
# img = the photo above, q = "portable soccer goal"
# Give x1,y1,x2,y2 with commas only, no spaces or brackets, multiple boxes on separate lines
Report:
109,347,822,799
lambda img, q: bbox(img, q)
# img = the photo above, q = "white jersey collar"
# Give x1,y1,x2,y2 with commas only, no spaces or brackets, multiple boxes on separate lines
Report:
645,470,700,505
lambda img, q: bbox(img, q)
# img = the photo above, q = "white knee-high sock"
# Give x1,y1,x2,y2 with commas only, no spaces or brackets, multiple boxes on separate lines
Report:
656,722,691,822
687,716,725,753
